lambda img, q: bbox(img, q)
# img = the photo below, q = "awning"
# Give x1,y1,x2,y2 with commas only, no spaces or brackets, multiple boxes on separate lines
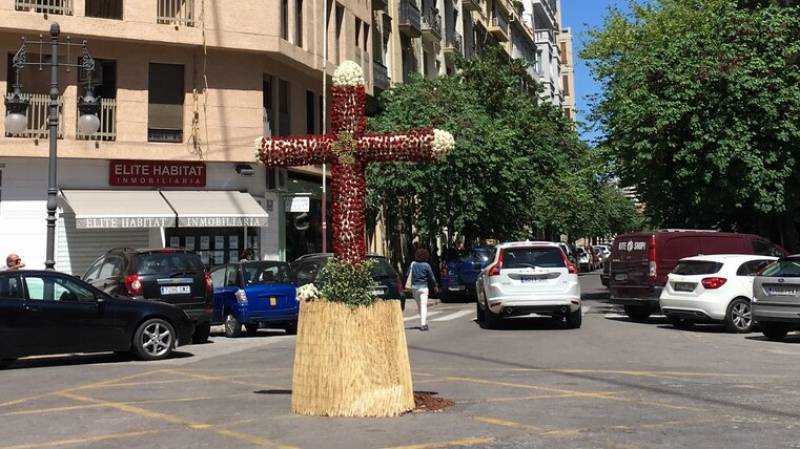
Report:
61,190,176,229
160,191,269,228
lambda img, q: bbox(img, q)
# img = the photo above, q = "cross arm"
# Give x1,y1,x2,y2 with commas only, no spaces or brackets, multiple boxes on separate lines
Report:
358,128,442,163
256,135,335,167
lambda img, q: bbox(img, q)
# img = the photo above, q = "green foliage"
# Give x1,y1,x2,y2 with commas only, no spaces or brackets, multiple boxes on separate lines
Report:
319,258,377,306
583,0,800,247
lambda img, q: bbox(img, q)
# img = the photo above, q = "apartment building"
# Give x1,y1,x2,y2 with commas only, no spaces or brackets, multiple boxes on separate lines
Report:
521,0,561,106
0,0,374,273
558,26,575,121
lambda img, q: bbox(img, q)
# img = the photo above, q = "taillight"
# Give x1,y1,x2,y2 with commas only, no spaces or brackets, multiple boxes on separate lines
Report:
561,248,577,274
204,272,214,291
648,235,657,282
701,277,727,289
235,289,248,304
487,250,505,277
125,274,143,296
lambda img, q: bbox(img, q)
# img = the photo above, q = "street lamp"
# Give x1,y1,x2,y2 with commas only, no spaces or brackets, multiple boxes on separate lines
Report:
3,23,100,270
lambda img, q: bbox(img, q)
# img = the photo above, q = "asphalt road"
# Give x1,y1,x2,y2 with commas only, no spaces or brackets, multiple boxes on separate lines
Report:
2,272,800,449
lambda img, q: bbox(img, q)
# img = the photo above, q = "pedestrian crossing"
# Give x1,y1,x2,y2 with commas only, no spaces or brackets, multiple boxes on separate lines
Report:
402,302,647,324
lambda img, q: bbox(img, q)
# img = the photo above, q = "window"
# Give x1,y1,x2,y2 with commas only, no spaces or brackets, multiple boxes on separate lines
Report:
294,261,321,286
560,42,567,64
78,59,117,141
281,0,289,40
535,50,543,75
83,257,104,282
761,260,800,278
363,24,370,53
210,266,226,288
225,265,240,287
0,163,3,204
562,75,570,96
295,0,303,47
85,0,123,19
278,79,290,136
355,18,362,49
736,260,774,276
0,275,23,300
25,276,97,302
134,253,204,276
98,255,124,279
306,91,315,134
243,262,293,284
672,261,723,276
502,248,565,269
263,75,275,137
335,3,344,63
148,63,185,142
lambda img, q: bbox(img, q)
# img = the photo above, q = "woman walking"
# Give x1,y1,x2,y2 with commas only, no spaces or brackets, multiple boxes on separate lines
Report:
406,248,438,331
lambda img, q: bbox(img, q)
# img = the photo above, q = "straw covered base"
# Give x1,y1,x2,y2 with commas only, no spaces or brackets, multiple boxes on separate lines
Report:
290,299,415,417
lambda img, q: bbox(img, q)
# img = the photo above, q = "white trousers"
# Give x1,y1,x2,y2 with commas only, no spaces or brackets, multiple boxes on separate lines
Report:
412,287,429,326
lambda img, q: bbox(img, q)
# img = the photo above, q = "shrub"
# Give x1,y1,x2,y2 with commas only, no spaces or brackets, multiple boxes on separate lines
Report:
319,257,377,306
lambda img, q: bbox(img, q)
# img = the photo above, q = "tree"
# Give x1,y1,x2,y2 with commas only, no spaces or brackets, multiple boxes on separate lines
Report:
583,0,800,249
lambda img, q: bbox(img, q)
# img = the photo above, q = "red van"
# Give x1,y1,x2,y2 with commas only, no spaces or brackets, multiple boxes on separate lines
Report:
609,230,786,320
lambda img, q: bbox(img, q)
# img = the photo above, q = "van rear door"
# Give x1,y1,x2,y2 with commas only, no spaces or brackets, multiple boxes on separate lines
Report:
609,236,651,298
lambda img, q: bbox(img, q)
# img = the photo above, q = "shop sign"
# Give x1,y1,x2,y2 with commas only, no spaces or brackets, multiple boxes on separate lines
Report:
286,196,310,213
77,216,175,229
109,160,206,187
178,216,268,228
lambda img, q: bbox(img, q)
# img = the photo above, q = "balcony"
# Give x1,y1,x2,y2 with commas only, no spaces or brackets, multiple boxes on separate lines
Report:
398,0,421,38
77,98,116,141
15,0,72,15
443,31,463,56
488,13,509,42
461,0,480,12
533,0,557,30
421,8,442,42
372,0,387,10
85,0,123,19
157,0,195,27
4,94,64,139
373,60,389,91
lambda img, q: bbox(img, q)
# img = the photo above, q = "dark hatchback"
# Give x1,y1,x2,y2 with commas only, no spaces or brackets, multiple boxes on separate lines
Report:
291,253,406,308
83,248,214,343
0,270,194,366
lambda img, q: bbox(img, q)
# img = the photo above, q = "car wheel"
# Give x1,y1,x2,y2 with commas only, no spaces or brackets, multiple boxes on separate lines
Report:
285,320,298,335
476,300,485,323
224,313,243,338
132,318,175,361
667,316,694,330
245,323,260,336
192,322,211,344
624,305,652,321
724,298,754,333
761,322,788,341
482,304,501,329
566,307,582,329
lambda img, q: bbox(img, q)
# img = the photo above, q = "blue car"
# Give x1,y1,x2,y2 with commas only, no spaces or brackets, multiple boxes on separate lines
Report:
210,261,298,338
441,246,496,300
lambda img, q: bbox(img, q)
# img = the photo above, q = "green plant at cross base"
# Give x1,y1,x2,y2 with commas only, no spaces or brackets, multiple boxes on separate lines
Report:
319,258,378,306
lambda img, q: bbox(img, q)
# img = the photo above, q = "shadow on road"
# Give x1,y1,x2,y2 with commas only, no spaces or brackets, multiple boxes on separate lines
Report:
473,317,569,331
2,350,194,370
745,335,800,344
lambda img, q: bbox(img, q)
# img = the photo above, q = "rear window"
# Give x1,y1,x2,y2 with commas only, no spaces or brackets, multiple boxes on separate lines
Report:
503,247,565,269
370,258,397,278
760,260,800,278
672,261,723,276
243,262,293,284
135,252,205,276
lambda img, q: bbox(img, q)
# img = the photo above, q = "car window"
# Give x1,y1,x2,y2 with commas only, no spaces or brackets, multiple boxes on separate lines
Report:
673,261,723,275
736,260,774,276
751,240,771,256
210,266,226,288
503,247,565,269
225,265,241,287
98,255,124,279
25,276,97,302
135,252,204,276
0,275,23,300
760,260,800,278
370,258,397,278
83,256,105,281
295,261,322,286
243,262,293,284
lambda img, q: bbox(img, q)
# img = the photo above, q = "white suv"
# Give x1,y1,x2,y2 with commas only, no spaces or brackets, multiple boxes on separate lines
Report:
476,241,582,329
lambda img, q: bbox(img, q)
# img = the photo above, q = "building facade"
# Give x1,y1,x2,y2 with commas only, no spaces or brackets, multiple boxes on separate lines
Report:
558,26,575,121
0,0,374,273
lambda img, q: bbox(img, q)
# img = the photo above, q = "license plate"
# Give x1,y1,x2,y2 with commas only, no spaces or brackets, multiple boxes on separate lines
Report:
520,276,544,283
673,282,696,292
448,285,466,291
160,285,190,295
615,274,628,281
371,289,385,297
270,297,277,306
767,287,798,297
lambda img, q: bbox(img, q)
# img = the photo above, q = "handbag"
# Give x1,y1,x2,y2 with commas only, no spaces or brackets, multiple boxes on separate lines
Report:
404,262,415,290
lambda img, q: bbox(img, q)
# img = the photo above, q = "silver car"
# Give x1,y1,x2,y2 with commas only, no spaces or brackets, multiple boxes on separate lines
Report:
752,256,800,341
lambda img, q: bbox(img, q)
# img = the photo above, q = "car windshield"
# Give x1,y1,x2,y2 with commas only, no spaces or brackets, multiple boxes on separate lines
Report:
672,261,723,276
503,247,565,269
243,262,293,284
369,257,397,278
760,260,800,278
136,252,204,276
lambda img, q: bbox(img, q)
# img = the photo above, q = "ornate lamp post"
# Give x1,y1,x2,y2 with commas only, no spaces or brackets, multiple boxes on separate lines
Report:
3,23,100,270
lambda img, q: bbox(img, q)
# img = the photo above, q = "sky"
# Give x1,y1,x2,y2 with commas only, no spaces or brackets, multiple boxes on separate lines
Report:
561,0,633,144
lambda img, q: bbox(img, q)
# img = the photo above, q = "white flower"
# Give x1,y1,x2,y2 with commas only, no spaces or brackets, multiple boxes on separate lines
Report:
333,61,365,87
431,129,455,159
296,283,321,302
254,137,264,163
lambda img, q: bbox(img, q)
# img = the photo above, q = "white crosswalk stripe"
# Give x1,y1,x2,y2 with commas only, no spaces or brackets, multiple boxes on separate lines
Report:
431,309,475,322
403,311,441,322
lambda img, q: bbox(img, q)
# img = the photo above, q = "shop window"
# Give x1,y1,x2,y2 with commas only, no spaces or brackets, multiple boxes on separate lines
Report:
148,63,185,143
85,0,122,19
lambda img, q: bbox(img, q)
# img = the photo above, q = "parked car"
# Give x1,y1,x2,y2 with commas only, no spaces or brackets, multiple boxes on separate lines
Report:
476,241,581,329
577,247,595,272
609,230,787,321
753,255,800,341
659,255,777,332
595,244,612,261
210,261,298,337
558,243,579,269
291,253,405,307
441,246,496,300
83,248,214,343
0,270,194,366
594,245,611,268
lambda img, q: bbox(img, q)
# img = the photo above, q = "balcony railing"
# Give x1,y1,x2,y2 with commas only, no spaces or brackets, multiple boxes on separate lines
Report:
489,13,509,41
77,98,116,141
5,94,64,139
373,60,389,91
444,31,463,54
398,0,421,37
421,8,442,41
15,0,73,15
157,0,195,26
461,0,480,12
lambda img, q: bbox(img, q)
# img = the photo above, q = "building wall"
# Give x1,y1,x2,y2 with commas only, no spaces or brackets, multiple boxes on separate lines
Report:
558,26,576,121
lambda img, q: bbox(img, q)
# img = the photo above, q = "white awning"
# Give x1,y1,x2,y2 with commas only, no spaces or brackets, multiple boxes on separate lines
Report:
61,190,176,229
160,191,269,228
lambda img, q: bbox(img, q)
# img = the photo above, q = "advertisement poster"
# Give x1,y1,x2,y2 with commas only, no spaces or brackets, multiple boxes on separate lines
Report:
185,236,196,250
213,251,224,264
230,250,240,262
200,236,210,250
215,236,225,249
229,236,239,249
169,237,180,248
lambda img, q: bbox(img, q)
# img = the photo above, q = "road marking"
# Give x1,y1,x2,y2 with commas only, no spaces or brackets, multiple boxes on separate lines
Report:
404,311,441,322
458,391,620,404
473,416,544,432
431,309,474,322
0,430,162,449
379,437,495,449
160,368,284,390
1,396,217,417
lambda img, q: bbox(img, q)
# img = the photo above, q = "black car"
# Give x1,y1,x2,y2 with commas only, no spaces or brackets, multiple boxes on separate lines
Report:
291,253,406,308
0,270,194,366
83,248,213,343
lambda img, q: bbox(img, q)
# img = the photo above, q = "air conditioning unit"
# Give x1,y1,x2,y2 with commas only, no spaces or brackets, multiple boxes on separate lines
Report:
266,167,288,191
